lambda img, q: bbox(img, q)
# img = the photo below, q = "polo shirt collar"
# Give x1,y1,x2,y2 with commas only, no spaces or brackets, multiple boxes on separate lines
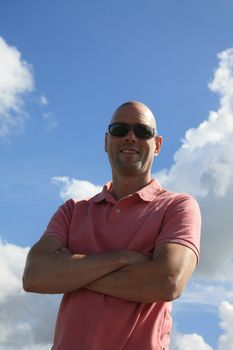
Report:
90,182,115,203
136,179,163,201
90,179,163,203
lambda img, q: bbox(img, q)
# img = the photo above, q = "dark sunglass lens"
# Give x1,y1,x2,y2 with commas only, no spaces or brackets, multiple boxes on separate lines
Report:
134,125,154,139
109,123,154,139
109,124,128,137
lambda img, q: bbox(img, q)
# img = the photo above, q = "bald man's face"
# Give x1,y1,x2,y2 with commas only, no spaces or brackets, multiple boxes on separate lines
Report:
105,104,162,179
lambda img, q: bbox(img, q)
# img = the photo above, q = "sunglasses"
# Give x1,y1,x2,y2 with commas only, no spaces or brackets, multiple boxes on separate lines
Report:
108,123,155,140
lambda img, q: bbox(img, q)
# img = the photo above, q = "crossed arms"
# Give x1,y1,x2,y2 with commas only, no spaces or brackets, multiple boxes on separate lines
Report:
23,235,197,303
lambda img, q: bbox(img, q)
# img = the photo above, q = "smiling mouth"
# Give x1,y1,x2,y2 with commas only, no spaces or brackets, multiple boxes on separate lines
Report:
120,149,139,154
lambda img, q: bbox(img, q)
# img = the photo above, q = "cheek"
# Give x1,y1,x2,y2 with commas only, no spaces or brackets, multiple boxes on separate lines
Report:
143,145,156,164
143,141,155,155
106,140,119,157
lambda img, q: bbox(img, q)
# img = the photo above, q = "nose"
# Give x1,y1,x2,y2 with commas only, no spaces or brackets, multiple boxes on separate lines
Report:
125,128,136,142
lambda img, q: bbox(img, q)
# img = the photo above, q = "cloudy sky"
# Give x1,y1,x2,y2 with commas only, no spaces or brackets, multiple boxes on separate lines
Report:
1,1,233,349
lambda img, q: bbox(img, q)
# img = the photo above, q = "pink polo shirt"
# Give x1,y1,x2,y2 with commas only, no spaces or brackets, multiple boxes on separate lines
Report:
42,179,201,350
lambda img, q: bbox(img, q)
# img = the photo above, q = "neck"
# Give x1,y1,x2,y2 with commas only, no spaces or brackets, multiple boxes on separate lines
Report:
110,173,152,200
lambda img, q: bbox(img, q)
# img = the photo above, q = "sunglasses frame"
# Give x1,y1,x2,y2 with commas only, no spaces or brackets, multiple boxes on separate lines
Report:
108,122,156,140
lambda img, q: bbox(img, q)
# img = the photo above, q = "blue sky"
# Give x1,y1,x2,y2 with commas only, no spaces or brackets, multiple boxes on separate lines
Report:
1,1,233,349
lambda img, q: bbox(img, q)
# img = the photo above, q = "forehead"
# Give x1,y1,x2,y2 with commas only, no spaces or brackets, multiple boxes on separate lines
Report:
111,105,156,128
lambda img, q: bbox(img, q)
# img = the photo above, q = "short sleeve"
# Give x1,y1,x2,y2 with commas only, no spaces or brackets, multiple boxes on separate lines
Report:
156,194,201,262
40,199,75,246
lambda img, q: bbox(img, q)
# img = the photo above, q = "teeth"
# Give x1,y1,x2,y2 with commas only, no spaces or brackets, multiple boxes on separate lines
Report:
121,150,137,154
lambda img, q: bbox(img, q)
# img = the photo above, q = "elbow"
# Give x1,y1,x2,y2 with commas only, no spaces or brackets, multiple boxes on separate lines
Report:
161,276,184,301
23,281,33,293
22,269,41,293
164,286,182,302
22,268,62,294
23,276,46,294
148,275,185,303
22,271,34,292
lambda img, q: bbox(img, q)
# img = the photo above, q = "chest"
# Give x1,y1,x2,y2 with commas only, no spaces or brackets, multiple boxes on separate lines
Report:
67,200,165,254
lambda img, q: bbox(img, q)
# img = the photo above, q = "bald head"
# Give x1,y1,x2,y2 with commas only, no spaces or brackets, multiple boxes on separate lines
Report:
110,101,157,130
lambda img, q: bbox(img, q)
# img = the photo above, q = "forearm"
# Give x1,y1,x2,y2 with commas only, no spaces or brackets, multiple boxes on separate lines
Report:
23,248,132,294
86,260,179,303
86,243,197,303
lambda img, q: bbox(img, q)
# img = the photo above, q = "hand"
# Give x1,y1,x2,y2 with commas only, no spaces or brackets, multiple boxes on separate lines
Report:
55,248,149,264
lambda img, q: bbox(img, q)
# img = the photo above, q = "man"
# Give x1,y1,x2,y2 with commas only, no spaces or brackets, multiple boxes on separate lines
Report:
23,101,201,350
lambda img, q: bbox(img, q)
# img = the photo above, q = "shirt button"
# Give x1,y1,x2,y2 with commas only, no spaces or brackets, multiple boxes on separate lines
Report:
115,208,120,214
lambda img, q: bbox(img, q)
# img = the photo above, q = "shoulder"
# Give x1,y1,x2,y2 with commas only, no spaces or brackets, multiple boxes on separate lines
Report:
62,191,104,213
158,188,200,211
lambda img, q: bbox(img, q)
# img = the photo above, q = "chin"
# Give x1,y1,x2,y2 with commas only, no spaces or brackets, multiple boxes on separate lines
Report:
119,167,143,177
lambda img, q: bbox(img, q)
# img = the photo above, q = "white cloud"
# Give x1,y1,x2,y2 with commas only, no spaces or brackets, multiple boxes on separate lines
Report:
0,346,51,350
0,239,29,302
156,48,233,198
0,240,58,349
171,332,213,350
52,176,102,201
170,301,233,350
154,48,233,282
40,95,57,130
42,111,57,130
178,280,233,307
0,37,34,139
40,95,49,106
218,301,233,350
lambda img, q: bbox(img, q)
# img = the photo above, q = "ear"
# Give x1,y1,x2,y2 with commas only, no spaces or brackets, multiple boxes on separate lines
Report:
104,132,109,153
154,135,163,157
